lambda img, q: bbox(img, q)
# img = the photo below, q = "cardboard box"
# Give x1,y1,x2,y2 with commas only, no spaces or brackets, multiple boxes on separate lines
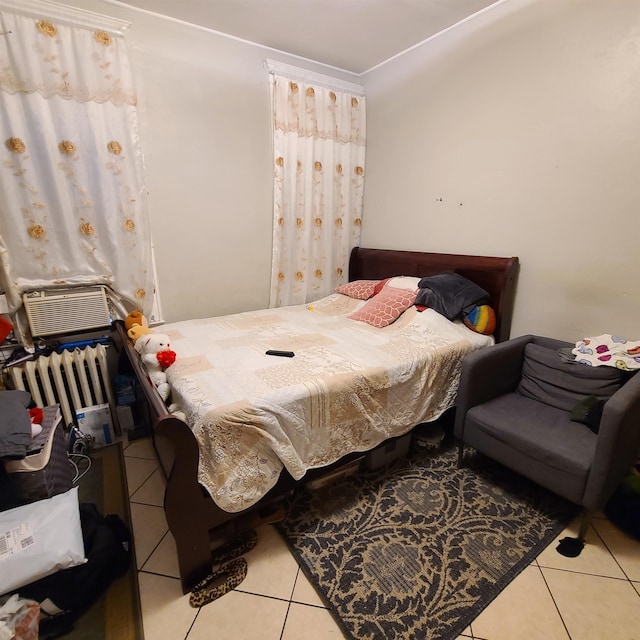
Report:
116,405,135,432
76,403,114,448
366,433,411,470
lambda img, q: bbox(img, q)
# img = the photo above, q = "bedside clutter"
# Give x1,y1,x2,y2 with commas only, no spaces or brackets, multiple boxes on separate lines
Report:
2,405,73,507
0,389,135,638
0,395,73,511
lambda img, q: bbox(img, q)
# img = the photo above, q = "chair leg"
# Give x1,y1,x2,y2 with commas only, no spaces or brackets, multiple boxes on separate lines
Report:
577,509,593,540
556,508,594,558
457,441,465,468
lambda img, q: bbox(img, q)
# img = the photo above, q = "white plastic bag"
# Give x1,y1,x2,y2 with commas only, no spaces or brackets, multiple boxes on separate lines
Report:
0,487,86,596
0,594,39,640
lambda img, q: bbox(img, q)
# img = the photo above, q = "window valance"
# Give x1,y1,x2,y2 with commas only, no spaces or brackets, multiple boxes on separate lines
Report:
0,9,136,105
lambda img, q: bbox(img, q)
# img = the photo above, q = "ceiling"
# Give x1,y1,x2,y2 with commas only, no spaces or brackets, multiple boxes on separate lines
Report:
115,0,502,75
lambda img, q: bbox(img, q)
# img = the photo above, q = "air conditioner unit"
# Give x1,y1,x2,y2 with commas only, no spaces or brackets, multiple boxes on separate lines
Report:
23,287,111,337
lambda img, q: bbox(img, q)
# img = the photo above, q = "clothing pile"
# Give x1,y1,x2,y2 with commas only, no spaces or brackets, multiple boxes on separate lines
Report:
0,390,42,462
0,389,132,638
572,333,640,370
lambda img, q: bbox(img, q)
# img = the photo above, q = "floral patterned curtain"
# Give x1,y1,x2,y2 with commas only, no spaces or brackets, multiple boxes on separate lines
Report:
270,73,366,307
0,9,152,338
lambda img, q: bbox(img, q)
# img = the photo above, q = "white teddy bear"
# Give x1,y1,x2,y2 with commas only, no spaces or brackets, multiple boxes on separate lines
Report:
134,333,176,401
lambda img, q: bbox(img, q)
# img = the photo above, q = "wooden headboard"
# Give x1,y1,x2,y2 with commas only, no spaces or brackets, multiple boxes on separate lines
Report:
349,247,520,343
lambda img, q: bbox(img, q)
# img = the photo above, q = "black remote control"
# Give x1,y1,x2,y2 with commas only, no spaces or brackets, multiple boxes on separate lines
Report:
266,350,295,357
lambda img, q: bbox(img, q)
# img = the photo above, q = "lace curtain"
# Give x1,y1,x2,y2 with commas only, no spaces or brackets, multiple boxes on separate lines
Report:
0,9,152,338
269,73,366,307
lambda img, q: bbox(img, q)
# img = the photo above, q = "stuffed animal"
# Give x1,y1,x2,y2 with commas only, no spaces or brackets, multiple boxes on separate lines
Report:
168,402,186,422
125,310,153,343
134,333,177,401
29,407,44,438
127,323,153,343
125,310,148,331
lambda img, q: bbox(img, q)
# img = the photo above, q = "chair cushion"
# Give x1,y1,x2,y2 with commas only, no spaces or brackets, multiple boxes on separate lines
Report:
466,393,597,478
516,343,622,412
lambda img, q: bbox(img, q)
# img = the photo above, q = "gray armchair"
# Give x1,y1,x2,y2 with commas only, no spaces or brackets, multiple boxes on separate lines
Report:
454,334,640,556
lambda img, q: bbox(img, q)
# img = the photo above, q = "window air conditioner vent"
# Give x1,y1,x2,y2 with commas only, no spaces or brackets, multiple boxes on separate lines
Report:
23,287,111,337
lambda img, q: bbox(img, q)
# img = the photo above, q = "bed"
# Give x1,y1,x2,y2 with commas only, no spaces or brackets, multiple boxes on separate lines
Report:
116,247,519,593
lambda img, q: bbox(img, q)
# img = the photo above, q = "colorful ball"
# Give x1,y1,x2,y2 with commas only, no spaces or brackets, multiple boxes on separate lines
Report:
463,305,496,335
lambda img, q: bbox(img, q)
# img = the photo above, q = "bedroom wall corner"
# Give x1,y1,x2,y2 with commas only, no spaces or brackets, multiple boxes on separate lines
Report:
360,0,640,343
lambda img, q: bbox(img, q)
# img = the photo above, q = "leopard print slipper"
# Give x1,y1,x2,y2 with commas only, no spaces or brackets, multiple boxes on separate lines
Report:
189,558,248,608
210,529,258,567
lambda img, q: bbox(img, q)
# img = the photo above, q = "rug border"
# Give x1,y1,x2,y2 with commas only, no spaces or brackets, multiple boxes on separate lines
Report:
449,509,574,638
276,524,359,640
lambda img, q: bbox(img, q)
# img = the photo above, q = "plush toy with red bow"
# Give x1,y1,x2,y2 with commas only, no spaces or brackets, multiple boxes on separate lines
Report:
134,333,177,401
156,349,176,369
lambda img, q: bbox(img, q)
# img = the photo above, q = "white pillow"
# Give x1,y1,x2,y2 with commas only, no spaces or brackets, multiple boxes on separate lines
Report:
385,276,421,291
0,487,86,596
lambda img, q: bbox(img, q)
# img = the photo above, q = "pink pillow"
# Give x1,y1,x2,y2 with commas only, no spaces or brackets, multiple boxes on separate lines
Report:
335,280,380,300
348,286,417,328
372,277,391,296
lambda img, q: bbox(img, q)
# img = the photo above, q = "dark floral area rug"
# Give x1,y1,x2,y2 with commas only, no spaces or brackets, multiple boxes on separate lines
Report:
277,439,577,640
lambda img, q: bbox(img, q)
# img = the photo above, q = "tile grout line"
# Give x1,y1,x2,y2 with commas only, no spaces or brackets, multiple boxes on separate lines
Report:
127,465,159,501
138,567,181,581
231,589,293,604
130,498,164,508
280,566,304,639
536,563,573,640
590,519,638,586
138,528,171,573
183,604,202,640
129,470,164,507
127,469,170,572
538,565,637,583
279,601,293,640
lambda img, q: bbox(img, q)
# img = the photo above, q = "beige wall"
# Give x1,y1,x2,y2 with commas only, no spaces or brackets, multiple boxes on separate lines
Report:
54,0,358,323
361,0,640,342
48,1,640,341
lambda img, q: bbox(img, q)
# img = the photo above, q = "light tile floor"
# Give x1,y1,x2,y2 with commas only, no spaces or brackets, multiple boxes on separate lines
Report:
123,438,640,640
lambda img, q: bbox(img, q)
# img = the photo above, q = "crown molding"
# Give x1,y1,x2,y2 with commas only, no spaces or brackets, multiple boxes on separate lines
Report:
265,59,364,96
0,0,130,35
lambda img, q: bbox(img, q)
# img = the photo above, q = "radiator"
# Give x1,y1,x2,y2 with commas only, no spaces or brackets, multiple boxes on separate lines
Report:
9,344,116,430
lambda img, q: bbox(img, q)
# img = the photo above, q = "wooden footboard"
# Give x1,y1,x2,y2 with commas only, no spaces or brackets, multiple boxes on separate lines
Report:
117,320,308,592
116,321,240,591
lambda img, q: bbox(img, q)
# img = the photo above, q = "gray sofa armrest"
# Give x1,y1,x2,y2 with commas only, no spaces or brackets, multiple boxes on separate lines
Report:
584,371,640,509
454,335,535,440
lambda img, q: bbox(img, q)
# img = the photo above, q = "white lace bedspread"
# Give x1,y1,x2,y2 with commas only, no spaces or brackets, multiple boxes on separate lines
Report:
161,294,493,513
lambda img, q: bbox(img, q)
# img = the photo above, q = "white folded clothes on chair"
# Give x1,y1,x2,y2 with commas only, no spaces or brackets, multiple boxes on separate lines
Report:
572,334,640,370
